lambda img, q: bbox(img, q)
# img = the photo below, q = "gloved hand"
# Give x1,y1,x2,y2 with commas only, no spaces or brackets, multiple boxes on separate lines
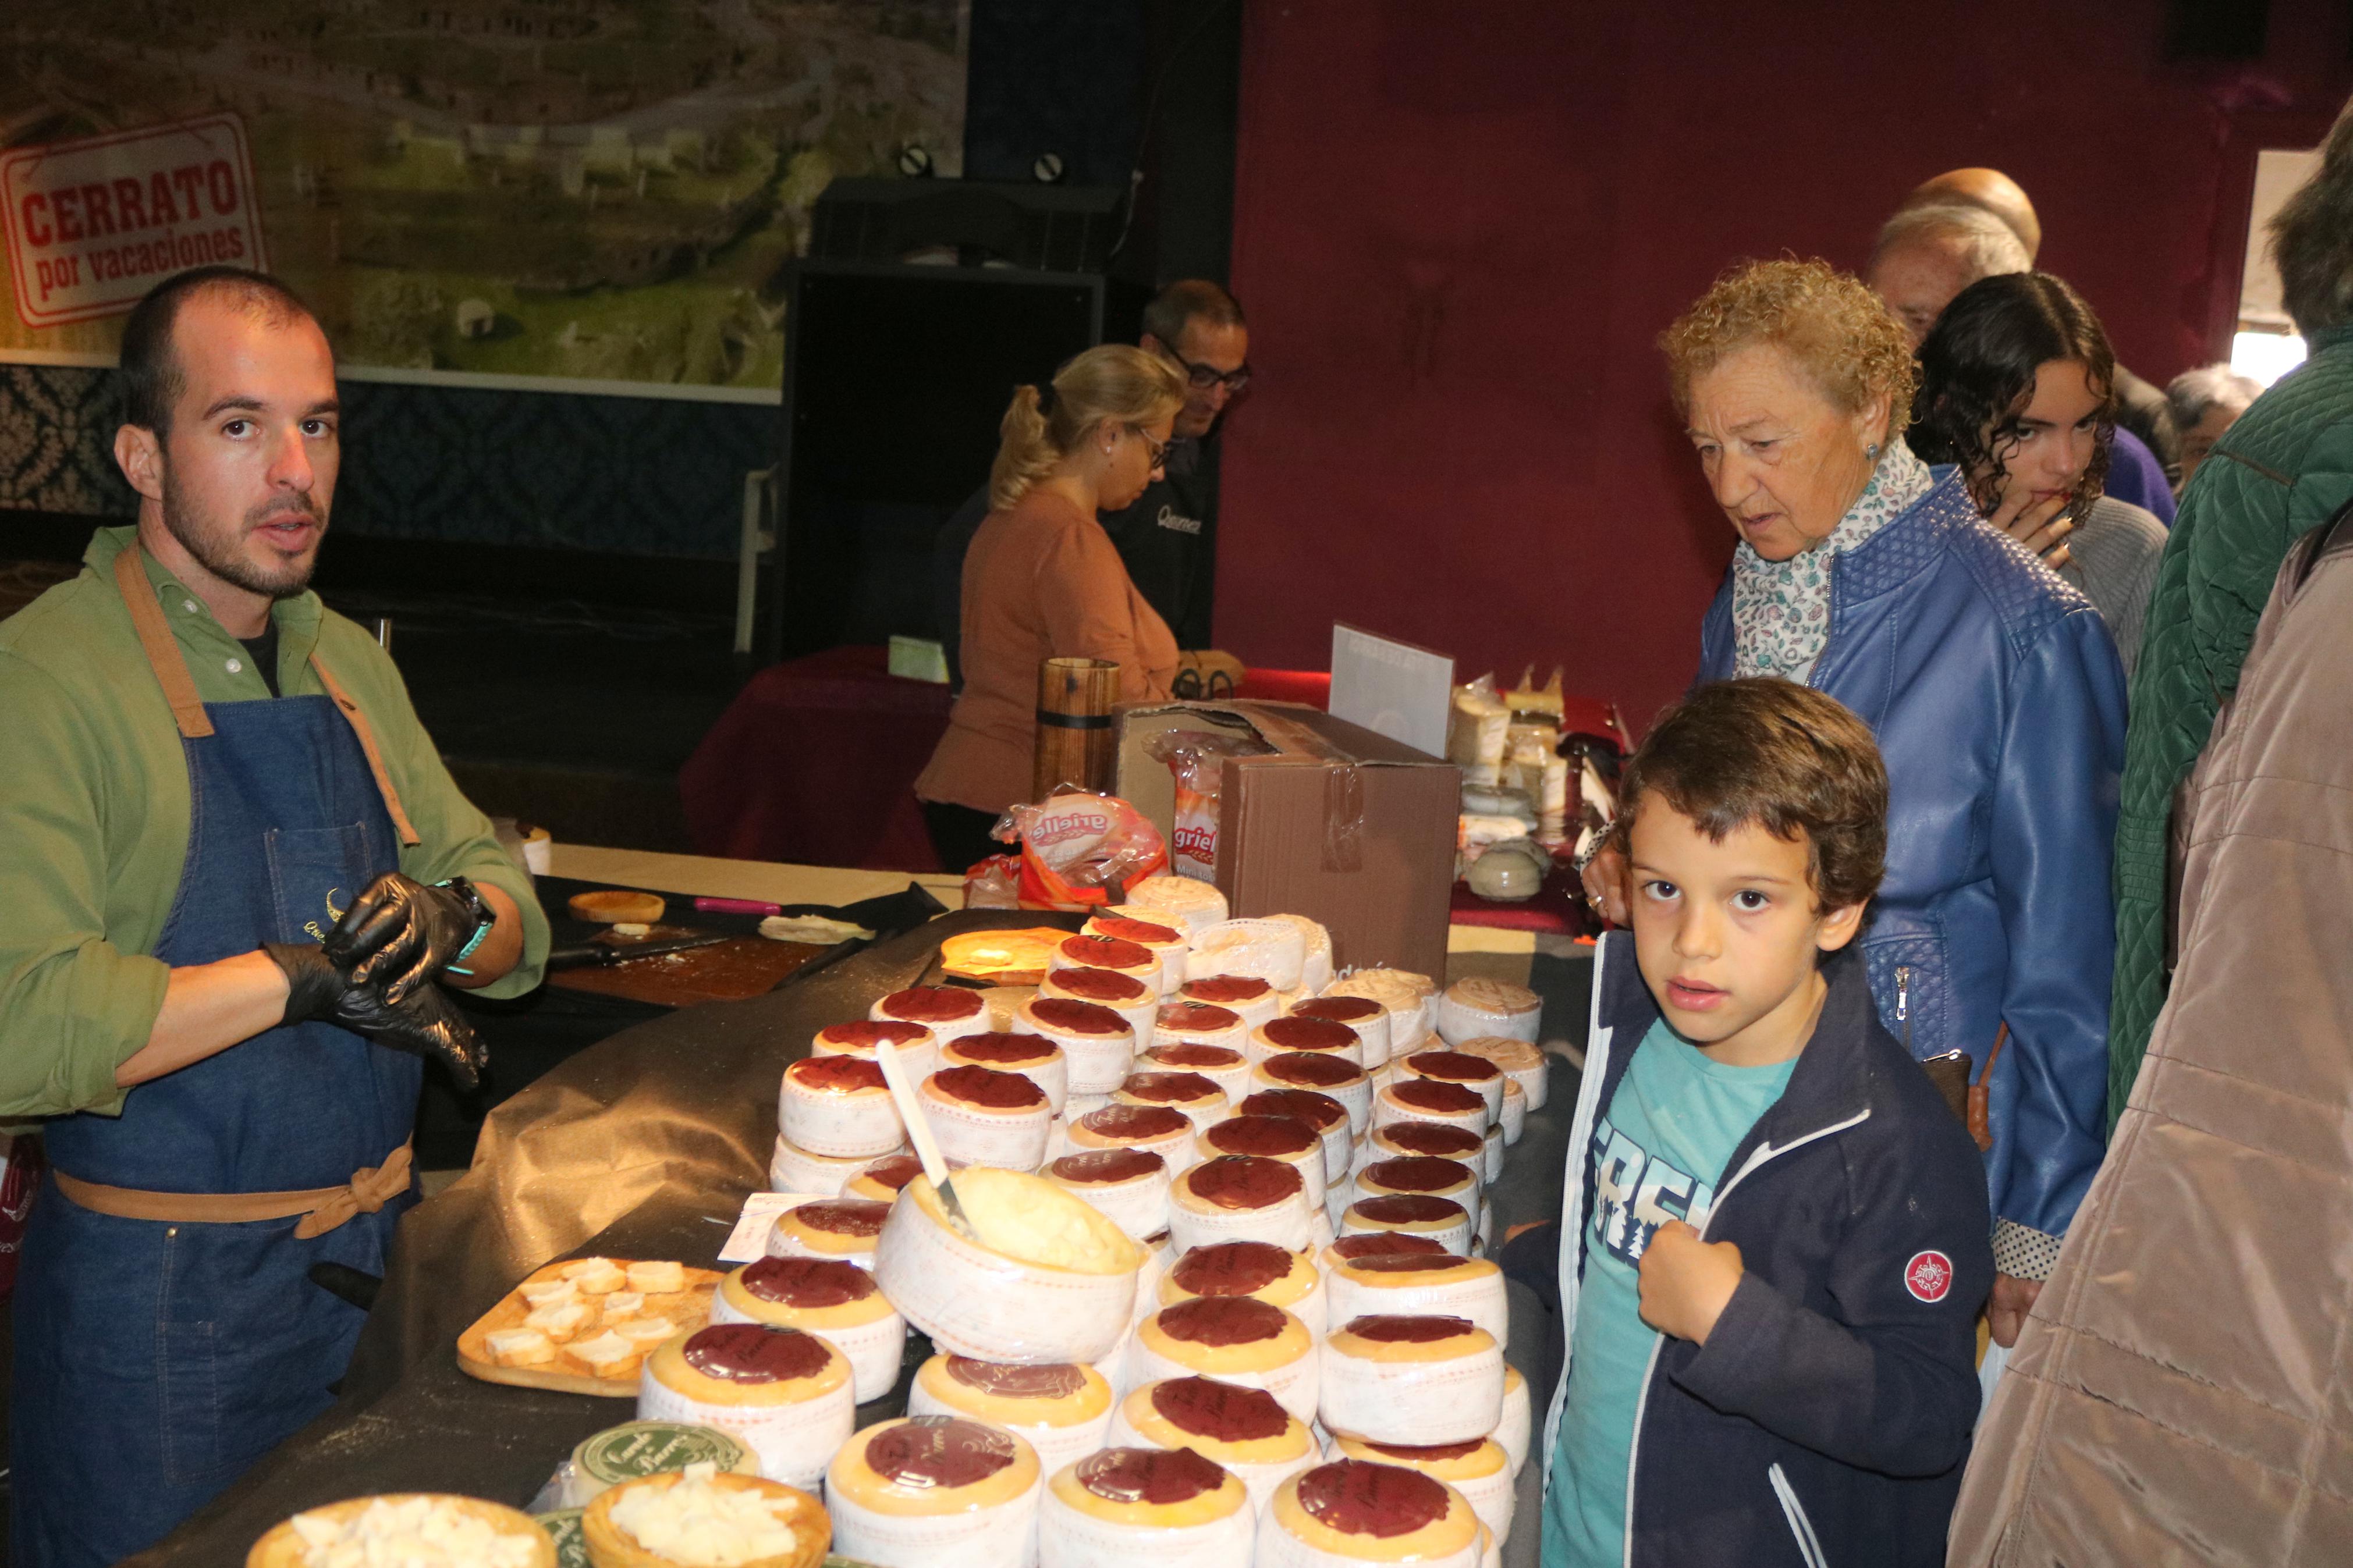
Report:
322,873,481,1004
267,942,491,1090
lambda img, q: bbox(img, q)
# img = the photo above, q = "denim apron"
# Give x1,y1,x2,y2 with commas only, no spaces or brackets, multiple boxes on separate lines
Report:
10,550,423,1567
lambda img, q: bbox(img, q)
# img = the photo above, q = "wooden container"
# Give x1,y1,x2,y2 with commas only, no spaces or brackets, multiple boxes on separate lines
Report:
1034,657,1122,801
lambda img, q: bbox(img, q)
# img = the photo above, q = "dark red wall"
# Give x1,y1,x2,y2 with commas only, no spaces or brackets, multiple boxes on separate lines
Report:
1217,0,2352,730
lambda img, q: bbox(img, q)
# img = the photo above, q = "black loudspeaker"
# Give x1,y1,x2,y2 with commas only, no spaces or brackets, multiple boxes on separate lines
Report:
2163,0,2267,60
769,263,1135,659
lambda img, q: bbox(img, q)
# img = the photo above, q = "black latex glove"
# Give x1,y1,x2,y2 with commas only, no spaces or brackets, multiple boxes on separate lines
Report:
322,872,478,1004
266,941,489,1090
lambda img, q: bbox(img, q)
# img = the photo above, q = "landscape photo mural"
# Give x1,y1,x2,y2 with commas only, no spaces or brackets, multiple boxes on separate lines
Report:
0,1,968,399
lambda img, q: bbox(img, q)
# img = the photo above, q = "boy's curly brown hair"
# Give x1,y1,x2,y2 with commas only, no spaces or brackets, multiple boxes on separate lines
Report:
1617,678,1887,913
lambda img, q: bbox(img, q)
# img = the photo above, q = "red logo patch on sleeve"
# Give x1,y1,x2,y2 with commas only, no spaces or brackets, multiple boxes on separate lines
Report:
1904,1250,1954,1303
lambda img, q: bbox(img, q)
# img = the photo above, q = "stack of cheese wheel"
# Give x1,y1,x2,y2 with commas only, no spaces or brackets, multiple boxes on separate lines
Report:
1198,1113,1329,1221
1128,1295,1319,1425
778,1055,902,1161
1151,1000,1249,1055
1324,1431,1516,1546
941,1033,1069,1115
826,1415,1041,1568
1338,1193,1473,1258
1018,997,1139,1101
1167,1154,1313,1253
1113,1069,1228,1136
1261,1457,1482,1567
1353,1156,1482,1245
1038,966,1159,1041
1186,918,1309,996
1287,995,1390,1072
1037,1446,1253,1567
1247,1014,1364,1071
1254,1052,1372,1136
634,1323,856,1489
1239,1088,1353,1190
712,1256,906,1403
1080,913,1191,995
872,986,993,1051
1108,1376,1317,1517
1322,969,1438,1061
1318,1314,1504,1448
1325,1250,1506,1347
922,1065,1053,1170
1066,1100,1197,1170
814,1018,941,1080
767,1198,891,1269
1258,913,1335,996
1123,875,1229,936
1043,1148,1171,1243
1050,934,1164,997
1142,1040,1251,1108
1395,1050,1506,1125
1177,973,1279,1030
1433,977,1543,1046
1155,1239,1326,1338
907,1354,1117,1479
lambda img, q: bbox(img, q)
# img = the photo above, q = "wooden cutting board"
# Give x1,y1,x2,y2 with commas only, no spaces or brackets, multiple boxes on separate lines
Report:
456,1259,723,1398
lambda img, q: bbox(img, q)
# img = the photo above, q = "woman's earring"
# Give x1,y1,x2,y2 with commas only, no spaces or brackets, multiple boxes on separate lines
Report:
1866,442,1880,462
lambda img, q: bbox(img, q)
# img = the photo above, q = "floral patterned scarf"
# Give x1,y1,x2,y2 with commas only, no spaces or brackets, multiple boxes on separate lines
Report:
1731,442,1933,680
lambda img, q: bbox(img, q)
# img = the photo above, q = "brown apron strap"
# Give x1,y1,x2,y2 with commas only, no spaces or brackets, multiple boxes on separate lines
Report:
51,1141,414,1240
110,545,215,739
309,655,422,848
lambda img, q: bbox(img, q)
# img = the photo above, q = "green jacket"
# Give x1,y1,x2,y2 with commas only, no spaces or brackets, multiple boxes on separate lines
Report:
2109,324,2353,1124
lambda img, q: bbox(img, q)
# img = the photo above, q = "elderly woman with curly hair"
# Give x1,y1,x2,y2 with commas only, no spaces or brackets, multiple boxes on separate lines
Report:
1588,259,2127,1353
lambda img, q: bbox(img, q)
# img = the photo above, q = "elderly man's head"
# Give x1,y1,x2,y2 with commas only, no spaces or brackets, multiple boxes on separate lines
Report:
1865,204,2033,349
2166,364,2263,487
1901,168,2041,259
2270,94,2353,340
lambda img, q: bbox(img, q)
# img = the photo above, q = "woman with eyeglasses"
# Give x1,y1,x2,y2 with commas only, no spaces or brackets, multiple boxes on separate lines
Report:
915,344,1186,871
1908,272,2169,675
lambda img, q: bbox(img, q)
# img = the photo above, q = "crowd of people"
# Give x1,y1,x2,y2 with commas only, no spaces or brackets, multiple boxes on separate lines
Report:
916,99,2353,1567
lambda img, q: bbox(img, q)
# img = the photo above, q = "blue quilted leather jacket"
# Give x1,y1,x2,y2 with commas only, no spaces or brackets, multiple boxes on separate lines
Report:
1697,468,2127,1267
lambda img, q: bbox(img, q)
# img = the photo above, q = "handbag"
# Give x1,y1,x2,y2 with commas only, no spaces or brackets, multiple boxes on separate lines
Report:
1919,1023,2006,1154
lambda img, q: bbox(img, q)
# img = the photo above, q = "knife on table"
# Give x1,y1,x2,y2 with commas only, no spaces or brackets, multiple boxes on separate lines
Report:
544,933,731,972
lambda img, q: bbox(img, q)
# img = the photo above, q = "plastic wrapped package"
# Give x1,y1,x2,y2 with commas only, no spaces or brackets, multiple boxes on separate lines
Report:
1142,728,1274,882
1003,794,1169,911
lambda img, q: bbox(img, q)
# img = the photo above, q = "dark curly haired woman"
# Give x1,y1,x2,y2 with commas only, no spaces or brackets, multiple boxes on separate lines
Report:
1910,272,2168,674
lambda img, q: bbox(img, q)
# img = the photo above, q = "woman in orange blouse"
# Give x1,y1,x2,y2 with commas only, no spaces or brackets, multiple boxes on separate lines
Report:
916,344,1186,870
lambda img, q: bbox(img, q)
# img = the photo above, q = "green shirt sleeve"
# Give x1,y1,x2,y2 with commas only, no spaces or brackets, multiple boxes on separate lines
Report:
0,652,166,1118
318,625,552,998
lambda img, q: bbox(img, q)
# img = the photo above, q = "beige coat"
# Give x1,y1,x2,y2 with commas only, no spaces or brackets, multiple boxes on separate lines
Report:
1950,513,2353,1564
915,487,1177,816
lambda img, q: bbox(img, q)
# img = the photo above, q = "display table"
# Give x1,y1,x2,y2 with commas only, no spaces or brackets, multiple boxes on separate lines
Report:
677,646,1341,873
136,905,1584,1567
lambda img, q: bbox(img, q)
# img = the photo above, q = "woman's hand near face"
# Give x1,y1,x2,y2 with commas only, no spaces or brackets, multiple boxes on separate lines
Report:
1580,842,1630,925
1989,488,2075,570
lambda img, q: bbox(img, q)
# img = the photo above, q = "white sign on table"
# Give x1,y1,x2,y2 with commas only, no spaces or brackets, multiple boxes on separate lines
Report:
1330,623,1454,759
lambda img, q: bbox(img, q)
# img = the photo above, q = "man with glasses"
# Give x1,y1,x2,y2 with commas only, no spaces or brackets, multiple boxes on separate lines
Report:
934,279,1250,688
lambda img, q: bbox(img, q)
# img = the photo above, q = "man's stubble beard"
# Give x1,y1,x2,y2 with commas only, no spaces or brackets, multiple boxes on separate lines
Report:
159,456,324,600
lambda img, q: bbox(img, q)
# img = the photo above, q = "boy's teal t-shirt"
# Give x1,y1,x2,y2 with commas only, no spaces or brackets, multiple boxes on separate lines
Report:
1541,1018,1798,1568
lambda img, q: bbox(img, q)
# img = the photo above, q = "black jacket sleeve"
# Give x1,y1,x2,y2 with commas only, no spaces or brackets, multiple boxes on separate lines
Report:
1670,1110,1993,1477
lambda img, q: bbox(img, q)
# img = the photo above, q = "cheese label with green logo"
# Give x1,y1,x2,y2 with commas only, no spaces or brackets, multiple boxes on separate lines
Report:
575,1420,754,1489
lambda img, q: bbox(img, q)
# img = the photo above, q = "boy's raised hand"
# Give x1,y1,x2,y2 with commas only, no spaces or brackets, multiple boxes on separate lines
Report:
1637,1220,1745,1344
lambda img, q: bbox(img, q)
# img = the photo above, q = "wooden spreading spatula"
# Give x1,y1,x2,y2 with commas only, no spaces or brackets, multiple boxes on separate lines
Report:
874,1037,966,1226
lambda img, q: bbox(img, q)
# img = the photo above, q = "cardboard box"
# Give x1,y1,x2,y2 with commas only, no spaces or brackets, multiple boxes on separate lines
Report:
1116,701,1460,982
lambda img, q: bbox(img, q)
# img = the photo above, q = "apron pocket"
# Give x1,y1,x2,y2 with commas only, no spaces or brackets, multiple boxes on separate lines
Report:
266,822,372,947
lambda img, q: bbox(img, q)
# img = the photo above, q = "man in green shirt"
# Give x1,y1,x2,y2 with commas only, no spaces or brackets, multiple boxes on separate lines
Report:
0,266,549,1566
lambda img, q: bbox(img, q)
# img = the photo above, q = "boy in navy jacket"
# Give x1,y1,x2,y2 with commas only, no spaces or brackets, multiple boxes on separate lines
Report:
1539,678,1992,1568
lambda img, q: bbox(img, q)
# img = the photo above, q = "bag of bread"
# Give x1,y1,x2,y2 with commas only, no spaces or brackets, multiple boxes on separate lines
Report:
1005,792,1169,909
1144,728,1272,881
